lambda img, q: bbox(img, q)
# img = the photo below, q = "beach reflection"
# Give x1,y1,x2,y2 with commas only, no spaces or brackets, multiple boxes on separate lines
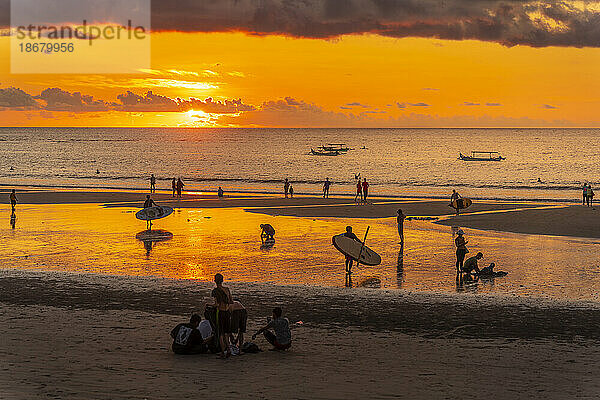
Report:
2,203,600,301
396,246,404,288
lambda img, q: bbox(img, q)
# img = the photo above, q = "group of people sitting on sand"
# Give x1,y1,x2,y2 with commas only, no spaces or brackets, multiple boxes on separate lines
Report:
170,273,292,358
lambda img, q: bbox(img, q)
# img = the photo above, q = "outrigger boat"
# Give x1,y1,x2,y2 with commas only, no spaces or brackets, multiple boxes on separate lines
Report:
320,143,352,152
310,148,340,156
459,151,505,161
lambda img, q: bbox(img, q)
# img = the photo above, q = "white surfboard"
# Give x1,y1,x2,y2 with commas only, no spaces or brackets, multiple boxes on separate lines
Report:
135,206,174,221
332,234,382,266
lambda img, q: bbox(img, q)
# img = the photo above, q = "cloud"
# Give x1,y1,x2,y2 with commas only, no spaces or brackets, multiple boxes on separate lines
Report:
4,1,599,47
398,102,430,108
35,88,113,112
0,87,39,110
541,104,558,109
486,102,502,106
179,97,256,114
148,0,600,48
116,90,179,112
422,88,440,91
0,86,256,114
463,102,480,106
345,102,370,108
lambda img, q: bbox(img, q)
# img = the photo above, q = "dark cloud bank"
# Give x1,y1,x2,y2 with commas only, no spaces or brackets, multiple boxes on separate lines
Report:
1,0,600,47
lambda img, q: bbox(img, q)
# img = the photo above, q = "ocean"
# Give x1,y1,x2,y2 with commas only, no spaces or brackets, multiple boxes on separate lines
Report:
0,127,597,201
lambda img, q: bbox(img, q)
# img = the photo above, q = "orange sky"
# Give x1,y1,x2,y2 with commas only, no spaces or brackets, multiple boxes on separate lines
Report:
1,31,599,127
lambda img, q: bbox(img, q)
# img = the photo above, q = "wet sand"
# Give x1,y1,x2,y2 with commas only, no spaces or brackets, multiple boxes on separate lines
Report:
436,205,600,238
1,271,600,399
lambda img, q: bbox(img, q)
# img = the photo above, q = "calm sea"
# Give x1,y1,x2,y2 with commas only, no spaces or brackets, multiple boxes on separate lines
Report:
0,127,596,201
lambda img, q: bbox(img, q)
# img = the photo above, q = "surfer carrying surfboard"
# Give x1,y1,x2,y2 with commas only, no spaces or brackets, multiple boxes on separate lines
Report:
143,195,157,229
342,226,361,275
450,189,461,214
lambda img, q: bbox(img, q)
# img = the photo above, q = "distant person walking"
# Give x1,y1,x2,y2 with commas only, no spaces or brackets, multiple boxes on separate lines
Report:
323,178,331,198
455,229,468,274
588,185,595,207
397,209,406,245
176,178,184,198
289,184,294,198
354,179,362,203
218,186,224,198
582,184,588,205
171,178,177,197
9,189,17,212
284,178,290,198
362,178,369,203
150,174,156,193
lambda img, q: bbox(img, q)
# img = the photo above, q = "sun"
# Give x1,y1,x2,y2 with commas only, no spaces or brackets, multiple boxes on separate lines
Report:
185,110,211,119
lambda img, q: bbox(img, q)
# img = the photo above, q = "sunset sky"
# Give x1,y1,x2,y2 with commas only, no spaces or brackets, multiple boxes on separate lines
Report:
1,0,599,127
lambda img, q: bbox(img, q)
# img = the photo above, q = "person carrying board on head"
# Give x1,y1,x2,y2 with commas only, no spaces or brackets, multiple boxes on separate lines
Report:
143,195,157,229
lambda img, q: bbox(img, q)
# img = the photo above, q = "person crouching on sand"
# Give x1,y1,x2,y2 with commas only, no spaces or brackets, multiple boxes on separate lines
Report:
252,307,292,351
462,252,483,277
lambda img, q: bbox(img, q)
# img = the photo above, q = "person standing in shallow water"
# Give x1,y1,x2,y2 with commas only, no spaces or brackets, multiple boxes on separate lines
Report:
289,184,294,198
323,178,331,198
354,179,362,203
176,178,184,198
9,189,16,212
588,185,595,207
362,178,369,203
582,184,588,205
150,174,156,193
284,178,290,198
171,178,176,197
397,209,406,245
455,229,468,274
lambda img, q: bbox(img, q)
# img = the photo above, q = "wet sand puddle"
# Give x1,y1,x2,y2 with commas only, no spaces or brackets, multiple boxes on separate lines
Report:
1,203,600,301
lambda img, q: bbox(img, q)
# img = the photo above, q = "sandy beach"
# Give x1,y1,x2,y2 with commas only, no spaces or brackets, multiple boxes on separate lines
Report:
2,189,600,398
1,270,600,399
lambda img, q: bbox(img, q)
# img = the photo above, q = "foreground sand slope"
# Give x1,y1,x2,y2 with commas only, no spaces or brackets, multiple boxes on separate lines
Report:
1,304,599,400
1,272,600,399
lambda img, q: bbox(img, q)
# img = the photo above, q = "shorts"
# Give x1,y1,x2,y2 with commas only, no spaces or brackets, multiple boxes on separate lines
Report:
216,309,231,334
230,308,247,333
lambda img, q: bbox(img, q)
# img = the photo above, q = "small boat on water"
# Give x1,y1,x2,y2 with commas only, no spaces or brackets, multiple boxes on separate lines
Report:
459,151,505,161
321,143,352,152
310,148,340,156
